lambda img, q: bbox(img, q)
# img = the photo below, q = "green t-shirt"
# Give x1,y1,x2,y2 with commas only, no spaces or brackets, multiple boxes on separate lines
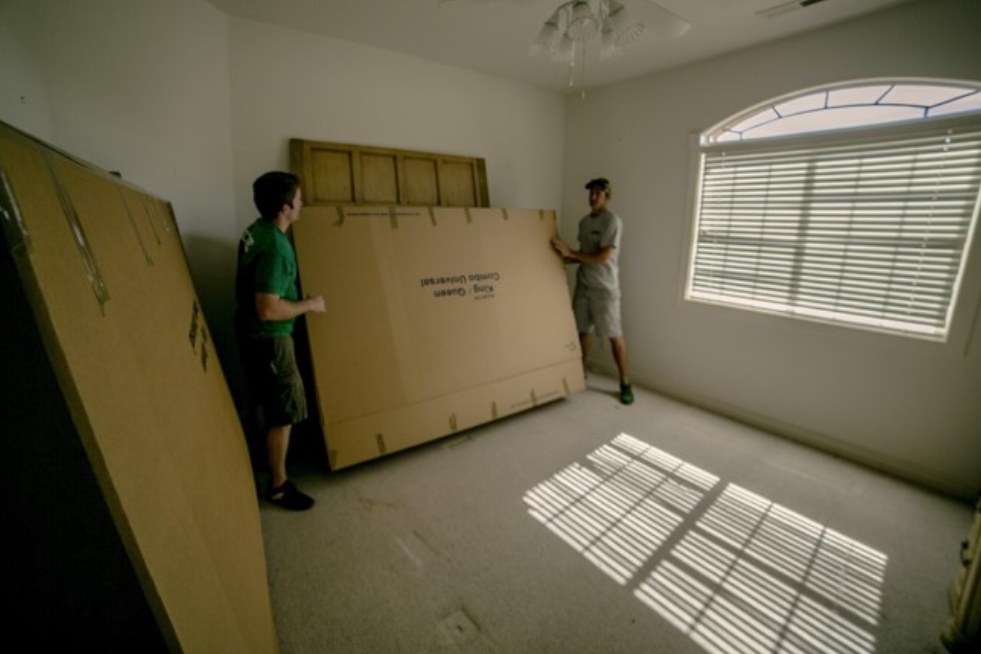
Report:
235,218,299,339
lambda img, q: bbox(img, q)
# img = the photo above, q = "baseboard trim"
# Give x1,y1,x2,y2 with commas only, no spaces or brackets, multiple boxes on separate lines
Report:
587,360,974,502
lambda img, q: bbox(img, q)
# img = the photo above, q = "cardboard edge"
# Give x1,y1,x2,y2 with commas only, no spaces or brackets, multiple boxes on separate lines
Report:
325,358,585,470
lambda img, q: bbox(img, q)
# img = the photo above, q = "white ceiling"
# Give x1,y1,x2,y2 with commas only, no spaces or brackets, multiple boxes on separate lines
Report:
204,0,914,93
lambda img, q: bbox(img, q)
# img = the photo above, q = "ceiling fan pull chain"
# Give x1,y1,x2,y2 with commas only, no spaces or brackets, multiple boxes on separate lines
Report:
567,40,577,87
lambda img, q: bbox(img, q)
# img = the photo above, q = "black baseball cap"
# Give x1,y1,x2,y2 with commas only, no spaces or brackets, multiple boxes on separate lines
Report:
585,177,611,192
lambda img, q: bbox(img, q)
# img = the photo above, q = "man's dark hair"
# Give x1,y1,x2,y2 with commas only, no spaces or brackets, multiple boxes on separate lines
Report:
253,171,301,220
585,177,612,197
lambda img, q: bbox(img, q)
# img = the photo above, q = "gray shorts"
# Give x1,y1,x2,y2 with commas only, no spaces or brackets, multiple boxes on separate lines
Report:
240,336,308,427
573,286,622,339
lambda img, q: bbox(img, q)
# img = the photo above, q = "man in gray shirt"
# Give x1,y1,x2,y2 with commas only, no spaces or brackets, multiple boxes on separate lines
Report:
551,177,633,404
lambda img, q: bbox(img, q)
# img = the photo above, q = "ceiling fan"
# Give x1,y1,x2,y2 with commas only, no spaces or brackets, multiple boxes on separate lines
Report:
437,0,691,45
438,0,690,94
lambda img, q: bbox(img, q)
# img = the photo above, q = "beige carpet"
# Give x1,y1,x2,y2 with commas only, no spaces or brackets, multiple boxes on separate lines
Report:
259,375,971,654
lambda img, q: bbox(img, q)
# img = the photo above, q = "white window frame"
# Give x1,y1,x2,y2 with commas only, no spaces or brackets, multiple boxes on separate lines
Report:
684,91,981,344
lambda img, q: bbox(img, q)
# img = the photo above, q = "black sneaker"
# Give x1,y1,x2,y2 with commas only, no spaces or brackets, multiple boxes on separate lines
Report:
619,382,634,405
267,480,315,511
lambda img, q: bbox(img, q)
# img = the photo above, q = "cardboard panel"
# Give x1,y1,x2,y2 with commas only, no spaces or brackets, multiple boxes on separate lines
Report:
293,205,584,469
0,122,278,653
1,197,168,652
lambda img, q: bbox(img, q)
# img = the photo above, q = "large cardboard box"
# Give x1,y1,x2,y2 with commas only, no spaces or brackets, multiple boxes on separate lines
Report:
293,206,584,469
0,122,278,652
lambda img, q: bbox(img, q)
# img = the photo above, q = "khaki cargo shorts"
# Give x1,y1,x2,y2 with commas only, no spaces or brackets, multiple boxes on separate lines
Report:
573,286,622,339
240,336,308,427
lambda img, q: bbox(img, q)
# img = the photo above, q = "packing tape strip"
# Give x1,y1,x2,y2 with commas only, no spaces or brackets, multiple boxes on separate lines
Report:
160,200,175,234
449,413,458,431
188,299,201,349
0,161,31,256
336,206,346,227
345,209,392,217
185,299,210,372
491,401,498,419
562,377,570,395
45,153,110,313
119,188,153,266
464,207,472,224
427,207,436,226
199,323,209,372
530,389,538,406
376,433,387,455
141,197,163,245
502,208,510,221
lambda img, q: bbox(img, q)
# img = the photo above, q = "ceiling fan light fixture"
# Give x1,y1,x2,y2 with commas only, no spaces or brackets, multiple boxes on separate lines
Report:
554,33,575,63
604,0,630,33
530,14,561,55
566,0,599,42
614,21,644,47
527,0,690,94
570,0,592,20
599,22,621,59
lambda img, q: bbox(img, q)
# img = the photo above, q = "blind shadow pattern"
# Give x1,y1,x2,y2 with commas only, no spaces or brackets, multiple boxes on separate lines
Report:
524,433,887,654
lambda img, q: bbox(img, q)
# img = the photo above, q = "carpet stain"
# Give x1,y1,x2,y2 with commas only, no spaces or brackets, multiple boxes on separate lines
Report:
357,495,399,511
438,608,480,645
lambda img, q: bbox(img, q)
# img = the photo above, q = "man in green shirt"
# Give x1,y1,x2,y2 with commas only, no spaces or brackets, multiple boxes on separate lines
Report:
236,171,324,510
551,177,633,405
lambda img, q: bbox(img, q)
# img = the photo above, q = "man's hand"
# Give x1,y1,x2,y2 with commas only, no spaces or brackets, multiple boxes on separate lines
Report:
256,292,325,321
551,238,572,258
305,295,326,313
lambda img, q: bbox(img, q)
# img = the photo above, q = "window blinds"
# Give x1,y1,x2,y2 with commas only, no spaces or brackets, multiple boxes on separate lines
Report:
689,125,981,339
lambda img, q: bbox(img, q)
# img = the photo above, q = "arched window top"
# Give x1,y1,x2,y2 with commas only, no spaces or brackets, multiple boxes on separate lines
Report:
704,79,981,145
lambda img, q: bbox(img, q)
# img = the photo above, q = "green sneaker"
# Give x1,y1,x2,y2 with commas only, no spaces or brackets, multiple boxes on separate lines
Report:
619,382,634,405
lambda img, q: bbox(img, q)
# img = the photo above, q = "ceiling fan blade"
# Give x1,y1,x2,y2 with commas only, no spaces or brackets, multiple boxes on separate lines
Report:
757,0,831,19
630,0,690,39
437,0,542,6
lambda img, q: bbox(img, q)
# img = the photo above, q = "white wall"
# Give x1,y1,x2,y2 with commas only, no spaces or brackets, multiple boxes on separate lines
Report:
1,0,566,403
561,0,981,497
228,17,566,228
0,0,239,375
2,0,237,238
0,1,55,141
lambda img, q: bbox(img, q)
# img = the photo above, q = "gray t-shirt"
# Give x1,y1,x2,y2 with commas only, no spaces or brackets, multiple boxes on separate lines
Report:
575,209,622,296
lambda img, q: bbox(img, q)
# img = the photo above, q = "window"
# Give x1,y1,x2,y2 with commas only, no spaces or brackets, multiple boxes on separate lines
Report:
686,80,981,340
